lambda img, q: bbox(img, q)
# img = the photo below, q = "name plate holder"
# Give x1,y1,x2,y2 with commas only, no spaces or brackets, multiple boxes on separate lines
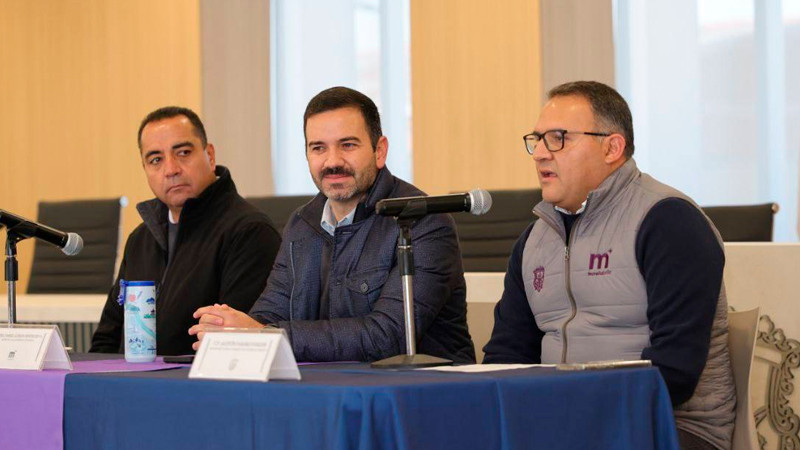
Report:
0,324,72,370
189,327,301,382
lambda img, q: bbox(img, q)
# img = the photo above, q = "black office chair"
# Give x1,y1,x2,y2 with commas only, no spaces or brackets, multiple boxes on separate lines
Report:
701,203,778,242
453,189,543,272
27,197,125,294
247,195,315,236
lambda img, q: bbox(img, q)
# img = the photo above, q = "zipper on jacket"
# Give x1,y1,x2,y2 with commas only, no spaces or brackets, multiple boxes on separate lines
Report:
288,241,295,322
560,217,581,363
156,256,170,301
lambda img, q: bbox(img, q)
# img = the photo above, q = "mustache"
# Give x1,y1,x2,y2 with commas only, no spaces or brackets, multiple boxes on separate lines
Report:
320,166,354,177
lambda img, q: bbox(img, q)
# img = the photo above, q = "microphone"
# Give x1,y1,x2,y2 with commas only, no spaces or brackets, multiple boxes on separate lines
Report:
0,209,84,256
376,189,492,218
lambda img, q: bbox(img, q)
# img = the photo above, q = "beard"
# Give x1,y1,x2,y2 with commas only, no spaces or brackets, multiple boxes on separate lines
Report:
313,163,378,202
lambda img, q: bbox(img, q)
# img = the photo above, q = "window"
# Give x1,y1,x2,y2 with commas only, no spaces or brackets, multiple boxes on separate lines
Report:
270,0,411,195
614,0,799,241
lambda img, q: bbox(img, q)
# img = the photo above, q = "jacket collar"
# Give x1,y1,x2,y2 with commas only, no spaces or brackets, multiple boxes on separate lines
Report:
136,165,237,250
534,158,640,231
298,167,395,234
582,158,639,217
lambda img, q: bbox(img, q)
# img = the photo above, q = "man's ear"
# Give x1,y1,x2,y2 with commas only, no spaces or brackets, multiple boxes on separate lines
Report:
375,136,388,169
205,143,217,168
604,134,626,164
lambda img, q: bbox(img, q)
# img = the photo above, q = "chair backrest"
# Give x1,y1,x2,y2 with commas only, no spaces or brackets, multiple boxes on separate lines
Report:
702,203,778,242
246,195,315,236
728,307,761,450
453,189,542,272
27,198,124,294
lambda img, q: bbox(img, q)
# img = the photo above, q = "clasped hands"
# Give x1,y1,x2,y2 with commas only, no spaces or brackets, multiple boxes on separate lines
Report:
188,304,264,351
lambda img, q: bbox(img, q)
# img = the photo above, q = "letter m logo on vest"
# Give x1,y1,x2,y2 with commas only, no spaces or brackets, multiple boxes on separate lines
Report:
589,252,610,270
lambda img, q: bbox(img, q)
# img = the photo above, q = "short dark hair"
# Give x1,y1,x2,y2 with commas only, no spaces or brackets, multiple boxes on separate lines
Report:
303,86,382,149
137,106,207,150
547,81,635,159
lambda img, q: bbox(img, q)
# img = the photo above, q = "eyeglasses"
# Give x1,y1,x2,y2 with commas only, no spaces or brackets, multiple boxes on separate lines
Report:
523,129,611,154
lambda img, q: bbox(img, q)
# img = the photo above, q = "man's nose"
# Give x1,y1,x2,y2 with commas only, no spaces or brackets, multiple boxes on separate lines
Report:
163,155,181,176
323,147,345,167
532,139,552,161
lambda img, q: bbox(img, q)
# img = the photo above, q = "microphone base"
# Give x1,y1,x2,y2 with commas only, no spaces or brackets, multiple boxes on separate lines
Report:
370,353,453,369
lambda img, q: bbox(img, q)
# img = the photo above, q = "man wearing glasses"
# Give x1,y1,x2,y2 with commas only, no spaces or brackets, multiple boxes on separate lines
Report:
483,81,734,450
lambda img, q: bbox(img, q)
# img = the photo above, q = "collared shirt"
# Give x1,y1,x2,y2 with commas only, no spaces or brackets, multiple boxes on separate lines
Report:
555,199,587,215
555,200,586,242
320,199,357,236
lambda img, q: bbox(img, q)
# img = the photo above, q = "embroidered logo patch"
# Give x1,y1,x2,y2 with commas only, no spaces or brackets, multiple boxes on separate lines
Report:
533,266,545,292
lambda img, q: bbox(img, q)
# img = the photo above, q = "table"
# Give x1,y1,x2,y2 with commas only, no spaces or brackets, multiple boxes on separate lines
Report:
63,361,679,450
464,243,800,447
5,243,797,446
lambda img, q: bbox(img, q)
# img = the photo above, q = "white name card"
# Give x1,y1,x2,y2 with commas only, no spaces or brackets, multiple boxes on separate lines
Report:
0,324,73,371
189,327,301,382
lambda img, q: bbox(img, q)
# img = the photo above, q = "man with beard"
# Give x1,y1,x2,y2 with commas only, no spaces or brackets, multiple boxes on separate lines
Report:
189,87,475,363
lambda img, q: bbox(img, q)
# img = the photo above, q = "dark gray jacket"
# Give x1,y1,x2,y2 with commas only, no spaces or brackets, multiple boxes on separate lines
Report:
249,168,475,363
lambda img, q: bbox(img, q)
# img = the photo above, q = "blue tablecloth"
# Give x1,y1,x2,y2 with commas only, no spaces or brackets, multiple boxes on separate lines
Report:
64,364,679,450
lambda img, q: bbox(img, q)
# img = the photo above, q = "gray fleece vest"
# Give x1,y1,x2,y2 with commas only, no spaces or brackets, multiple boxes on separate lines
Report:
522,159,735,450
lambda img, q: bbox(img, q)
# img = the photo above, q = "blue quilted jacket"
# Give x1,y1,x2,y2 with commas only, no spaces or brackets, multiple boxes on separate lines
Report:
249,168,476,363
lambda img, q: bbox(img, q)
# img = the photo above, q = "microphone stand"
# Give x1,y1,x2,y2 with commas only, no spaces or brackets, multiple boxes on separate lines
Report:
2,218,37,325
372,200,453,369
4,230,24,325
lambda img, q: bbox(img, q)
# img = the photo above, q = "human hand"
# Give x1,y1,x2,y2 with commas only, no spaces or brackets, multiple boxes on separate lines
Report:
188,303,265,350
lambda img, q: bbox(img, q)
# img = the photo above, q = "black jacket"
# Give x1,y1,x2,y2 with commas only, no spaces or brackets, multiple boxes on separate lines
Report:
90,166,281,355
249,168,476,363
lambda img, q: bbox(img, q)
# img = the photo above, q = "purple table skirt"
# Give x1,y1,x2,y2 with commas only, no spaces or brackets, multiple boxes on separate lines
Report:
0,357,182,450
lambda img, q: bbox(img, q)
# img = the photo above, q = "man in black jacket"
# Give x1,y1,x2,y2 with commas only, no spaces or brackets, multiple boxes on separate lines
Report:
90,107,281,356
